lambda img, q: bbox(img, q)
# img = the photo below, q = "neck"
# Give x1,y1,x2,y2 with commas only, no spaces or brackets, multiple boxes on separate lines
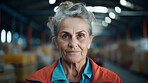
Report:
61,58,86,77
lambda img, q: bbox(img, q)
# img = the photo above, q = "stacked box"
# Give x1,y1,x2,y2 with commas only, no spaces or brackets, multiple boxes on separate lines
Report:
102,48,110,59
110,50,116,62
141,51,148,75
4,53,37,82
2,43,22,54
0,55,4,64
0,65,16,83
4,65,15,76
131,51,148,75
0,64,4,79
116,42,135,68
13,43,22,53
2,43,14,54
131,52,142,73
0,51,4,79
3,74,16,83
0,74,16,83
115,50,122,64
41,45,53,56
4,54,29,64
14,64,37,82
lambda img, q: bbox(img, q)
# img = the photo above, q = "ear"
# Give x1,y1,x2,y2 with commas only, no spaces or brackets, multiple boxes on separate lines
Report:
87,34,94,49
54,37,59,49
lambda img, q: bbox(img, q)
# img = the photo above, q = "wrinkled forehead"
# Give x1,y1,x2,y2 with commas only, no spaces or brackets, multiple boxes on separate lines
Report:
58,17,89,34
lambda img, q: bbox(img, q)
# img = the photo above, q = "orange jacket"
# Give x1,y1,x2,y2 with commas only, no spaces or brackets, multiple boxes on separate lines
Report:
26,57,121,83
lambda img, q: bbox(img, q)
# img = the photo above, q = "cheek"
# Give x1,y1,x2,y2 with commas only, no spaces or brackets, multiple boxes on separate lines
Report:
80,37,90,47
57,39,68,51
79,39,90,53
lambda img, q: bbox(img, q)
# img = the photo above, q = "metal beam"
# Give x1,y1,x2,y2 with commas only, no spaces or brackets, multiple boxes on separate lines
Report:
22,10,54,16
18,0,44,7
21,0,49,10
0,4,28,23
119,11,148,16
127,0,148,10
0,4,43,31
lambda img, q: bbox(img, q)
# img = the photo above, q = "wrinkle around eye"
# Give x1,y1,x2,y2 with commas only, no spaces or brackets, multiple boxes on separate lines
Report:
77,33,85,39
61,34,70,40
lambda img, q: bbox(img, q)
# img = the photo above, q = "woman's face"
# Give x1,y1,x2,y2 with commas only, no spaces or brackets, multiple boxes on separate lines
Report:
55,17,94,63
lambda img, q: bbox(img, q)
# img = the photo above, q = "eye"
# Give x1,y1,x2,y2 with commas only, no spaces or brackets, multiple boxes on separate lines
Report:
62,34,70,39
77,33,85,39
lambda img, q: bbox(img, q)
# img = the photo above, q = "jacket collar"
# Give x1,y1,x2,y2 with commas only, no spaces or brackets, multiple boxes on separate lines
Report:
27,57,100,83
51,57,92,82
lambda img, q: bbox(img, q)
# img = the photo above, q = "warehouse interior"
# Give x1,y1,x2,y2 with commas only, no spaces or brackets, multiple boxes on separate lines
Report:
0,0,148,83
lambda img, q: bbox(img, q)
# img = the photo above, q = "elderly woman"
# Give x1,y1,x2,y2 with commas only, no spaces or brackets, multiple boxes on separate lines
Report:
26,1,121,83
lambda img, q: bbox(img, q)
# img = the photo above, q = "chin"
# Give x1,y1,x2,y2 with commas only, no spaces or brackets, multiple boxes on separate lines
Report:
66,55,85,63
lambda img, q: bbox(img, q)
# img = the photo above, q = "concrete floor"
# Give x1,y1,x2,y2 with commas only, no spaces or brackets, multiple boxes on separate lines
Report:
104,59,148,83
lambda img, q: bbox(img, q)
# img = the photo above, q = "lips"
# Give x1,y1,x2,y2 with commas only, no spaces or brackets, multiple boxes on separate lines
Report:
66,51,80,54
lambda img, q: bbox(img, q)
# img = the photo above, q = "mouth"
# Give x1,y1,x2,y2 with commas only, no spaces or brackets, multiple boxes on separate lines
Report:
66,51,81,54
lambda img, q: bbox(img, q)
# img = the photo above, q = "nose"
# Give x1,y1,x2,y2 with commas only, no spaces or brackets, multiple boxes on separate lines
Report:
68,36,78,48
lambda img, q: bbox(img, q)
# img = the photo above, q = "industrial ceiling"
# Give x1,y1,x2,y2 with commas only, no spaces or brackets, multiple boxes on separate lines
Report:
1,0,148,45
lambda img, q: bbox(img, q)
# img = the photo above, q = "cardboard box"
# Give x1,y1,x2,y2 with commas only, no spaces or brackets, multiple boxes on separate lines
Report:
0,64,4,78
141,51,148,75
0,78,5,83
3,43,14,54
16,74,29,82
4,54,28,65
131,52,142,73
27,54,36,64
4,53,36,65
4,53,37,82
28,64,37,74
116,42,135,68
4,65,15,76
15,64,30,75
0,55,4,64
4,74,16,83
13,43,22,53
2,43,22,54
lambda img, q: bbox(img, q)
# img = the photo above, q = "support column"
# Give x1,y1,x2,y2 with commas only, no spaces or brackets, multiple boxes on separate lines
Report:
126,28,130,42
26,23,32,51
41,31,45,45
142,18,147,38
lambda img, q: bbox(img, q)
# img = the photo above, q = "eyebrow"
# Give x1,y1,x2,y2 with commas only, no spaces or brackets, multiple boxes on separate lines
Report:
77,30,87,34
59,31,69,34
59,30,87,35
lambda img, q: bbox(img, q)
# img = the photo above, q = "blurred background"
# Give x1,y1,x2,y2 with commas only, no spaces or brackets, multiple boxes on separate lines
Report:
0,0,148,83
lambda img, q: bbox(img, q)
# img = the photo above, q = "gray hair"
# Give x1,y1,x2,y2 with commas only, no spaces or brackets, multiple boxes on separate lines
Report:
47,1,96,37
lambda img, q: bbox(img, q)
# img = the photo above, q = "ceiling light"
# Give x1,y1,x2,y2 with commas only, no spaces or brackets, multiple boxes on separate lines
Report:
7,31,12,43
102,21,108,27
109,12,116,19
125,1,135,9
93,6,108,13
49,0,56,4
105,17,111,23
115,6,121,13
120,0,127,6
54,6,58,12
1,29,6,43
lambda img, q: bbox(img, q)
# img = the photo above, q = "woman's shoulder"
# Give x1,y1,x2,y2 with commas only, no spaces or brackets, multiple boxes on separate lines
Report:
94,66,121,83
88,57,121,83
98,66,118,78
26,59,59,82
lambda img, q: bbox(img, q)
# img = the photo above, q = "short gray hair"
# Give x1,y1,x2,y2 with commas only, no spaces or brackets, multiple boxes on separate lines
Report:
47,1,96,37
